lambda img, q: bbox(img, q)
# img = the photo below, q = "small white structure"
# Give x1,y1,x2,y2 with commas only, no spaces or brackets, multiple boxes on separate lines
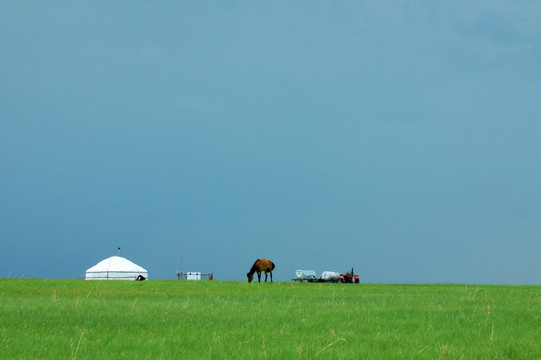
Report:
85,256,148,280
186,272,201,280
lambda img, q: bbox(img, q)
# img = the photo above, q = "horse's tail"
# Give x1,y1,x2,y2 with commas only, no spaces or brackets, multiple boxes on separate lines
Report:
271,261,275,271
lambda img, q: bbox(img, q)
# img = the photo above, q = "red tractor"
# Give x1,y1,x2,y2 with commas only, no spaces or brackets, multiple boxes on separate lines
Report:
340,268,360,283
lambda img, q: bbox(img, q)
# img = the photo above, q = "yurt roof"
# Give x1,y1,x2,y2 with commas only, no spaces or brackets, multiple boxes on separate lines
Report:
86,256,147,273
85,256,148,280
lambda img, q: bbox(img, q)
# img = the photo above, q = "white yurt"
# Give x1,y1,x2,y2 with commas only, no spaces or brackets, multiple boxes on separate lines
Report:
85,255,148,280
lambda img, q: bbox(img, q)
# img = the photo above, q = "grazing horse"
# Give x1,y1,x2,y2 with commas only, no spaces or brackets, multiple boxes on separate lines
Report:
247,259,275,283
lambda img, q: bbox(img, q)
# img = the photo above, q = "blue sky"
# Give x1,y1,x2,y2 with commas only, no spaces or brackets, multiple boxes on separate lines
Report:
1,1,541,283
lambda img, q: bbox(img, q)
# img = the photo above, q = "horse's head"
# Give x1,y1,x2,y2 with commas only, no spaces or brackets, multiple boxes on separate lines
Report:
247,272,254,283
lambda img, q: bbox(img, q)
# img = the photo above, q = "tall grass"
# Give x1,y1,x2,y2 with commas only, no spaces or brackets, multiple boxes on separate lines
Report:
1,279,540,359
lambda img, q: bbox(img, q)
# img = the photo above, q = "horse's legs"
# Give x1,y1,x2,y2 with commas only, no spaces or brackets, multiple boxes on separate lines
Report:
257,271,261,282
270,271,273,282
264,271,268,282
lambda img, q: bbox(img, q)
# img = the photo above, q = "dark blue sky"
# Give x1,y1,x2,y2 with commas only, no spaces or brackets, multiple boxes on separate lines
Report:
2,1,541,283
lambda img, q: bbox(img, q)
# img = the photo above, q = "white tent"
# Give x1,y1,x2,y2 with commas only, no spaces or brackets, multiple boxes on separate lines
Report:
85,256,148,280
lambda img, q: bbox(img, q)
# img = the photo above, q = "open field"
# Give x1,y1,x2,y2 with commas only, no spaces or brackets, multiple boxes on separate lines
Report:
1,279,540,359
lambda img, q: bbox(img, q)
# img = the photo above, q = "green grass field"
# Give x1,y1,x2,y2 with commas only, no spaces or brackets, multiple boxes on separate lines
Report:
1,279,540,359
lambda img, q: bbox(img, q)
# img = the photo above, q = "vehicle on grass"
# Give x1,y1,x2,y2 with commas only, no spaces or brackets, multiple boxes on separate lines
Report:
292,268,360,283
339,268,360,283
292,270,318,282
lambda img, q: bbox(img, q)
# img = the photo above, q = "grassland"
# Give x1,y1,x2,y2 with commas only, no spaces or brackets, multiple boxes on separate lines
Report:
1,279,540,359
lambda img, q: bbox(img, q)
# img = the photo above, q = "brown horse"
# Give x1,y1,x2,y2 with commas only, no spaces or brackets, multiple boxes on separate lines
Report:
247,259,275,283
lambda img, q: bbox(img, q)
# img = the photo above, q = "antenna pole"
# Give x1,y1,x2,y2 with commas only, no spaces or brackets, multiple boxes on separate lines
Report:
118,247,121,257
177,257,183,280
